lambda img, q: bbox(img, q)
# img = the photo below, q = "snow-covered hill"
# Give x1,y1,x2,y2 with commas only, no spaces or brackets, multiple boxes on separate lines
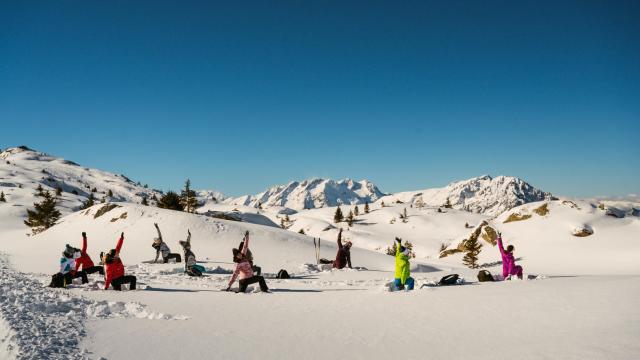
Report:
225,178,385,210
378,175,552,216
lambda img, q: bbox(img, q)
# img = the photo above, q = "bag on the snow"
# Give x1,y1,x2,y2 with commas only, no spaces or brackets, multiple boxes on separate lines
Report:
276,269,290,279
438,274,459,286
477,270,495,282
49,273,66,288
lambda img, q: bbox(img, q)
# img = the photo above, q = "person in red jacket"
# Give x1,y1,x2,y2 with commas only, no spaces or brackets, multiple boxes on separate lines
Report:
103,232,137,291
332,229,352,269
74,232,104,276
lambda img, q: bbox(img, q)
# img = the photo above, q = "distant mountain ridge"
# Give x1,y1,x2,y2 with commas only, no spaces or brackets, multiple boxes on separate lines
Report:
379,175,553,216
226,178,386,210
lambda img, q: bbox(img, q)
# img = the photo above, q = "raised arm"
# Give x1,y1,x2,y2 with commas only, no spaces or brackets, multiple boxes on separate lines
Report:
497,234,505,256
241,231,249,256
115,232,124,254
186,229,191,244
81,232,88,255
337,229,343,249
154,223,163,241
395,237,402,256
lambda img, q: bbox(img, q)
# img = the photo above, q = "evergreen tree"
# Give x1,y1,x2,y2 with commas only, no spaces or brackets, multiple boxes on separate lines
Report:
381,200,386,208
158,191,184,211
0,191,6,202
354,205,359,216
55,187,62,196
333,206,344,223
298,228,305,235
347,210,354,227
100,196,106,203
364,201,370,214
81,193,95,209
35,184,44,197
91,187,97,193
141,197,149,206
401,208,408,223
280,218,286,229
180,179,198,213
24,191,61,234
107,189,113,198
444,197,453,209
462,236,483,269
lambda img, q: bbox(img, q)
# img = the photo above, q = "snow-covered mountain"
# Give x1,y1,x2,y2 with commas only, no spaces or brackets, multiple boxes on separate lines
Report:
378,175,552,216
225,178,385,210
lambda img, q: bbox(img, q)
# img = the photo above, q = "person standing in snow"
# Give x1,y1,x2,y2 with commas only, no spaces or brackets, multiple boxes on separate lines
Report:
179,229,205,276
332,228,352,269
226,231,269,293
497,232,523,280
152,223,182,263
103,232,137,290
74,232,104,277
59,244,88,286
394,237,414,290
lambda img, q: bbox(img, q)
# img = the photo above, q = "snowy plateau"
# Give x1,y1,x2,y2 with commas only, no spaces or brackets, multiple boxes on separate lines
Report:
0,146,639,360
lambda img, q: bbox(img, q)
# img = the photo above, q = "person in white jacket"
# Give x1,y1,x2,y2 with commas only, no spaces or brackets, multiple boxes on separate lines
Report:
59,244,87,286
152,223,182,263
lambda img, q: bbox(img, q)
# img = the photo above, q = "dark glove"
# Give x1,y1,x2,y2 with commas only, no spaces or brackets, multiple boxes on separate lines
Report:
82,232,86,238
121,232,124,238
395,237,402,243
225,287,231,292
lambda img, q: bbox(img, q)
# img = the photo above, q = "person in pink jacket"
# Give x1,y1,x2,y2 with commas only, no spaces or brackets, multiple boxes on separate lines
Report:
226,231,269,293
497,232,523,279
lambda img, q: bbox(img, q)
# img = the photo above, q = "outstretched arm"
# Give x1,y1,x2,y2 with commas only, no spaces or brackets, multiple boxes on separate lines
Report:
81,232,88,255
115,232,124,254
337,229,343,249
241,231,249,256
154,223,163,241
154,248,160,263
395,237,402,256
227,265,240,290
497,233,505,255
186,229,191,244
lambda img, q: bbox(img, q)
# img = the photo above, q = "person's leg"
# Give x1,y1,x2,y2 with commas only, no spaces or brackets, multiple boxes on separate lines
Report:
406,277,415,290
74,271,88,284
63,273,73,287
514,266,523,279
393,278,404,290
257,276,269,292
252,265,261,276
239,276,261,292
111,277,124,291
124,275,136,290
238,278,249,293
85,266,104,275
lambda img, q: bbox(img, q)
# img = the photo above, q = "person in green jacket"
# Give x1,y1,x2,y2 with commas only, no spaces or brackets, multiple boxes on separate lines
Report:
394,237,414,290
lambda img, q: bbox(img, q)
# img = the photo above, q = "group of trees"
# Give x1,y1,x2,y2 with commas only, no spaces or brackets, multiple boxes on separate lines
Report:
157,179,198,213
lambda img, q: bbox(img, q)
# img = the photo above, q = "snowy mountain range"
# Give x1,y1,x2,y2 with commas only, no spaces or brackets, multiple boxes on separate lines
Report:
225,178,386,210
378,175,553,216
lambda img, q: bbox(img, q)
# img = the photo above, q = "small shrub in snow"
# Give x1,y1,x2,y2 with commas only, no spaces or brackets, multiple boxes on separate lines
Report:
354,205,359,216
81,193,95,210
158,191,184,211
333,206,344,223
0,191,6,202
572,225,594,237
364,201,370,213
503,213,532,223
443,197,453,209
462,236,482,269
298,228,305,235
94,203,120,219
533,203,549,216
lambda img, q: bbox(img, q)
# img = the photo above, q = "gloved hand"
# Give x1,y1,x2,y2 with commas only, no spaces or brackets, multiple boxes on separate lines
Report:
225,287,231,292
82,232,86,238
121,232,124,238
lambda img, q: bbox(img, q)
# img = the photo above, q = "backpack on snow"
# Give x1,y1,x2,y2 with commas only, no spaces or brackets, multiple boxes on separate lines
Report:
49,273,66,288
477,270,495,282
276,269,290,279
438,274,459,286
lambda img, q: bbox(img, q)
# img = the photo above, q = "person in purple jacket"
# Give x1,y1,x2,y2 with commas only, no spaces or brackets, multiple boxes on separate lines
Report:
497,232,523,280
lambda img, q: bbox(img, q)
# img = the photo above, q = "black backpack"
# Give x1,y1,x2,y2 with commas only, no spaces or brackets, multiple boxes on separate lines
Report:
49,273,66,288
438,274,459,286
477,270,495,282
276,269,290,279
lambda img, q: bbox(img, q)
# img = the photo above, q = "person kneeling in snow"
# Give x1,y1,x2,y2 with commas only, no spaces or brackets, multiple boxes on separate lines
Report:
104,232,137,290
497,232,523,280
152,223,182,263
179,229,205,276
238,237,261,276
58,244,88,286
74,232,104,277
332,228,352,269
226,231,269,293
394,237,414,291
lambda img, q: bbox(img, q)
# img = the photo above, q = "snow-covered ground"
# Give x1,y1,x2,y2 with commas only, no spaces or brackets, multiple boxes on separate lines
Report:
1,146,639,359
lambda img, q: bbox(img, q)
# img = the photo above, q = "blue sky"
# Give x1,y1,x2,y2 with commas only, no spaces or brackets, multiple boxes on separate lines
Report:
1,1,638,197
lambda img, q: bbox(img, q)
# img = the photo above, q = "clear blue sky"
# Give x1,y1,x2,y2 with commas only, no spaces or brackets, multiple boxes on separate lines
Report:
1,1,638,197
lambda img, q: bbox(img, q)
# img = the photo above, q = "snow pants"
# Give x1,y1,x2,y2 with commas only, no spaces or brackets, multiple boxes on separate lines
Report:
65,271,88,285
394,277,415,291
163,253,182,263
112,275,137,290
83,266,104,276
239,275,269,293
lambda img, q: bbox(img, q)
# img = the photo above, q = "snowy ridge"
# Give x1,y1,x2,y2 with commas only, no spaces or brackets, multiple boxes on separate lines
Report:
379,175,552,216
226,178,385,210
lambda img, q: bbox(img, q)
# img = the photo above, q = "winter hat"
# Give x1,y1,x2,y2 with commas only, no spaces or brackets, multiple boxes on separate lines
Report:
63,244,74,258
179,240,190,249
402,247,411,256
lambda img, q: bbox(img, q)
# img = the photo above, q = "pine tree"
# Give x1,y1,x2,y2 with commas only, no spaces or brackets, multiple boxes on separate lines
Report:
0,191,6,202
401,208,408,223
55,187,62,196
364,201,370,214
280,217,286,229
180,179,198,213
381,200,385,208
158,191,184,211
91,187,97,193
298,228,305,235
81,193,95,209
354,205,359,216
333,206,344,223
462,236,483,269
107,189,113,198
24,191,61,234
35,184,44,197
141,197,149,206
444,197,453,209
347,210,354,226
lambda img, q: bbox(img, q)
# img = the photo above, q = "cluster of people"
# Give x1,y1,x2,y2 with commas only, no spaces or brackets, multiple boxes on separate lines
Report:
51,223,523,292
